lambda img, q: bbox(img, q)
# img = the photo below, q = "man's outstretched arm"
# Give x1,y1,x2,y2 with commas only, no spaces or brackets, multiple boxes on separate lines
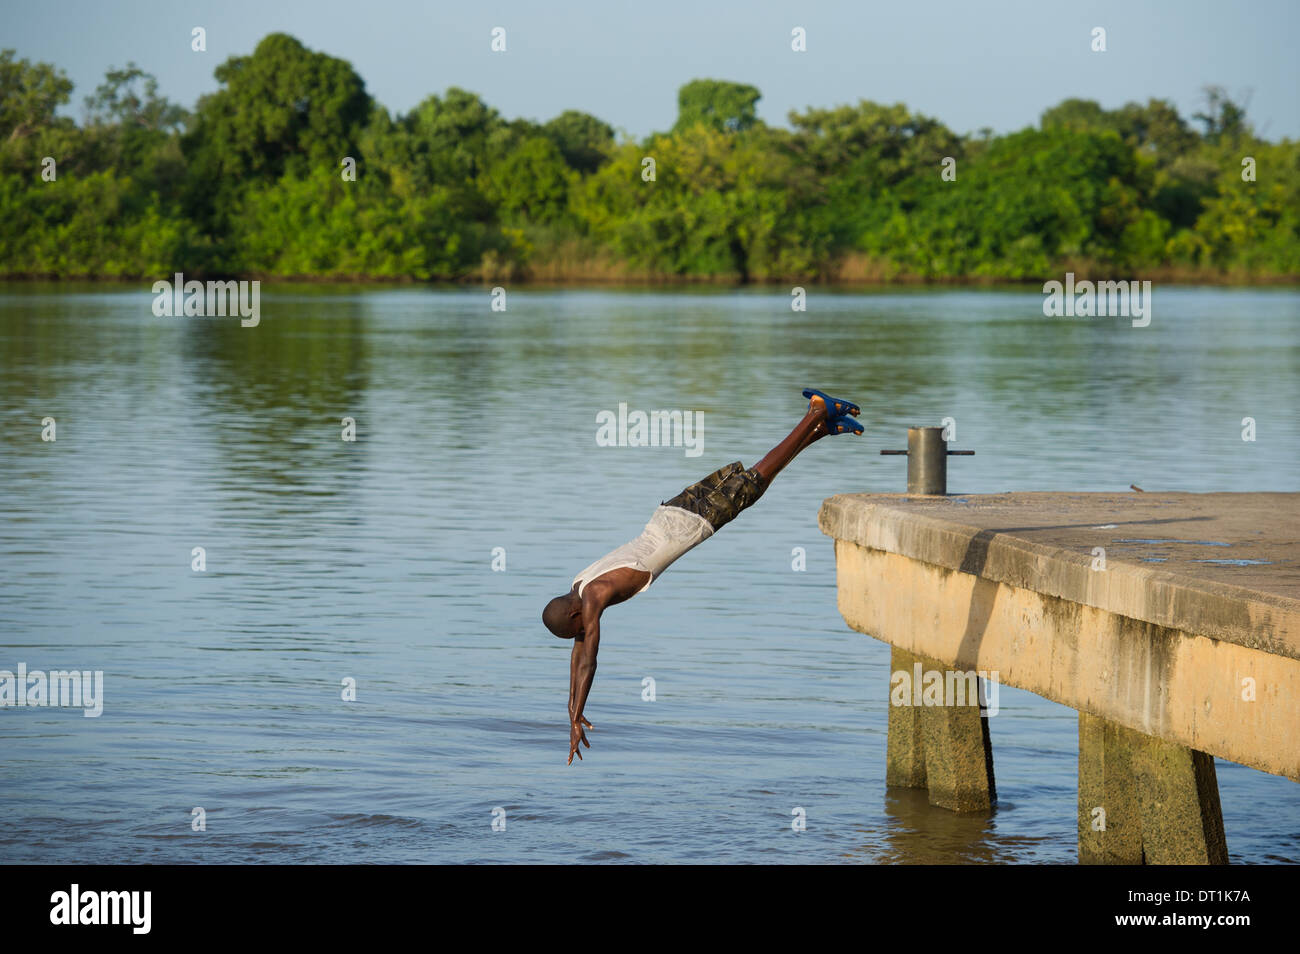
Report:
567,639,593,729
563,569,645,764
567,600,601,764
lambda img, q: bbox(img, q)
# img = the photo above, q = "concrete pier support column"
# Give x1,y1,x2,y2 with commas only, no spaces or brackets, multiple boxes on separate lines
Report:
1078,712,1228,864
886,647,927,788
919,674,996,813
887,649,996,812
1078,712,1143,863
1133,736,1228,865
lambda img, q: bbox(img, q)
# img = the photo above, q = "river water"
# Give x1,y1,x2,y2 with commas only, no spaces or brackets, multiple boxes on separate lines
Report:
1,283,1296,863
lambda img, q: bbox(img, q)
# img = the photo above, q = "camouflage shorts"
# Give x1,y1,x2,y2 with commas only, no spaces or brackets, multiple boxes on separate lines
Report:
662,461,768,531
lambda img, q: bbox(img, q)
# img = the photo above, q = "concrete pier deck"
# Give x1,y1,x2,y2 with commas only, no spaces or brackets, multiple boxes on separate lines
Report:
819,491,1300,862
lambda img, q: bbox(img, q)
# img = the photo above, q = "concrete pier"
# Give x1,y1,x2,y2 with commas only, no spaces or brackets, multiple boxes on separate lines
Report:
819,491,1300,864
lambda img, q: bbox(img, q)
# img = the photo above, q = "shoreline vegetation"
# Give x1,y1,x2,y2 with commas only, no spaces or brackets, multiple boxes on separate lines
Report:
3,265,1298,286
0,257,1296,286
1,34,1297,285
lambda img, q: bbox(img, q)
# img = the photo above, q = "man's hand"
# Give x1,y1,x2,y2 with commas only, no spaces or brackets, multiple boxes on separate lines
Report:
567,718,592,765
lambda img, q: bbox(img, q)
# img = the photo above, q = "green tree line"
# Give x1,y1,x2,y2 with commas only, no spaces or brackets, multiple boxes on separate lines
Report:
1,33,1296,282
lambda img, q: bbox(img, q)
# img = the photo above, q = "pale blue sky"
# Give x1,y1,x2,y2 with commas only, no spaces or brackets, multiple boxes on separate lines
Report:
7,0,1298,139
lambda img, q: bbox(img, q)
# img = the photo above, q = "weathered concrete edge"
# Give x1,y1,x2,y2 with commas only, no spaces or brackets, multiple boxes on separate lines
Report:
835,542,1300,781
819,495,1300,661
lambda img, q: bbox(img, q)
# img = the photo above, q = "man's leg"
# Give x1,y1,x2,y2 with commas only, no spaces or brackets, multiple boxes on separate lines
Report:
751,395,834,485
662,392,857,532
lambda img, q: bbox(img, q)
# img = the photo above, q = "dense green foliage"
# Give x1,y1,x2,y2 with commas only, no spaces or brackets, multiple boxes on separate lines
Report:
1,35,1295,281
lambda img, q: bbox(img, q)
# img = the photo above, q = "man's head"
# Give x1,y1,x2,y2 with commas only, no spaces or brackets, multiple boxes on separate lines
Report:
542,590,583,639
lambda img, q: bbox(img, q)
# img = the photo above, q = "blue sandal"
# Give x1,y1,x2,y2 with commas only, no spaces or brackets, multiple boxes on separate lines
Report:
828,413,864,436
802,388,861,419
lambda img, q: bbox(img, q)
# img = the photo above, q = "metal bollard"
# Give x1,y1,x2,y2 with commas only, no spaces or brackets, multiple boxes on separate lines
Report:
907,426,947,495
881,426,975,495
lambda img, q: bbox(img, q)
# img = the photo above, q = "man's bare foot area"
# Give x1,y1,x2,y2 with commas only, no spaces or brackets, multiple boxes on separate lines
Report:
803,388,863,437
803,396,831,442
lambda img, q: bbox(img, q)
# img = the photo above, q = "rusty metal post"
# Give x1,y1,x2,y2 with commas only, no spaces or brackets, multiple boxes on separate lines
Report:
907,426,947,495
881,426,974,495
